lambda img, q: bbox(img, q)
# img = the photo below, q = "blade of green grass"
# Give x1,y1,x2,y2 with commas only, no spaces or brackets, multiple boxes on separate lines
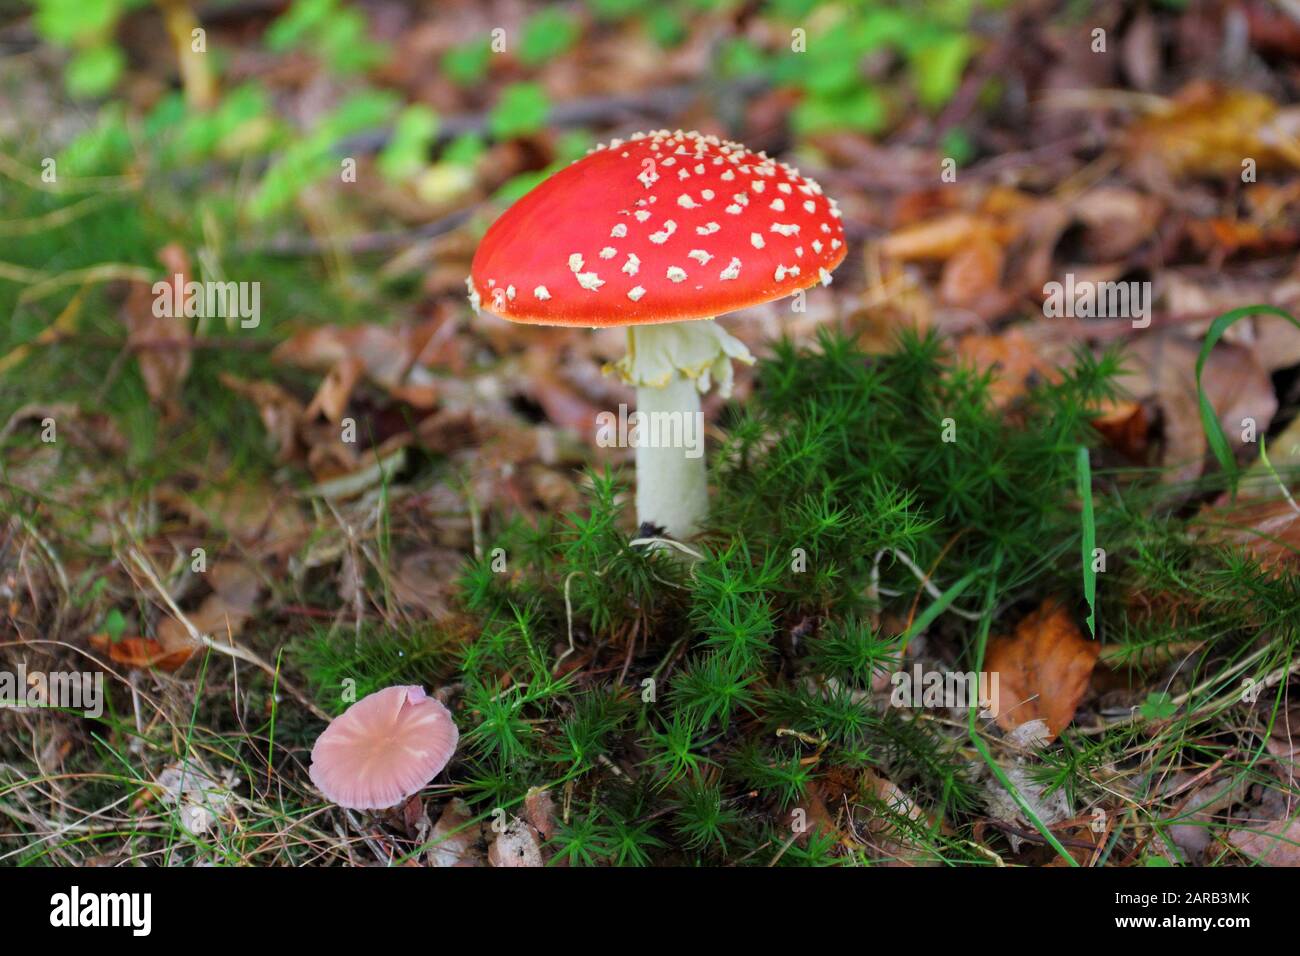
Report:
1076,446,1096,638
1195,305,1300,494
898,569,978,651
968,558,1078,866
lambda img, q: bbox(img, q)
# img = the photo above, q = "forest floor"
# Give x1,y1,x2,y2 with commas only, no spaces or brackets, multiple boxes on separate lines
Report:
2,0,1300,866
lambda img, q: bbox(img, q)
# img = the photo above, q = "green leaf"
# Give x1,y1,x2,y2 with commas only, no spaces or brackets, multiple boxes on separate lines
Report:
265,0,334,52
488,83,550,140
764,0,819,19
1140,691,1177,721
379,105,440,182
315,90,400,142
442,40,492,86
908,33,973,111
556,130,594,163
793,87,887,136
939,127,975,166
170,84,275,160
265,0,386,74
442,132,486,166
898,569,978,651
59,104,132,176
718,38,769,79
34,0,119,45
645,7,686,47
65,44,125,98
519,9,581,66
586,0,648,20
103,608,126,642
1076,446,1096,638
315,7,388,74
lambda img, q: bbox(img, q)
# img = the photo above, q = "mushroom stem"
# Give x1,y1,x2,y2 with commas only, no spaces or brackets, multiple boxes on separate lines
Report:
635,373,707,538
605,319,754,539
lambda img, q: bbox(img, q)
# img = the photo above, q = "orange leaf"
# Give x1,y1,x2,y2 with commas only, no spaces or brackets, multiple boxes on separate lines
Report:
1090,399,1148,460
89,634,194,672
955,329,1059,408
984,599,1099,739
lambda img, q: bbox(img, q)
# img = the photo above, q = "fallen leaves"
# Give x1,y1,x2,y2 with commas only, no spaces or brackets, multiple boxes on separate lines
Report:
981,718,1073,853
1227,816,1300,866
88,634,194,671
1195,497,1300,572
124,244,193,420
159,483,309,560
984,598,1100,738
155,560,265,655
1125,84,1300,180
1116,334,1276,485
487,816,544,867
955,328,1060,408
271,316,459,410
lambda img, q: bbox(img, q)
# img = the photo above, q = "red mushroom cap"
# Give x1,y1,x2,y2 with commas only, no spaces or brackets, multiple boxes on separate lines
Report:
468,129,847,327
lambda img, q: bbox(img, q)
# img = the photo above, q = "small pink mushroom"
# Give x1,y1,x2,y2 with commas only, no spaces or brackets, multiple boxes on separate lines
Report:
309,685,458,810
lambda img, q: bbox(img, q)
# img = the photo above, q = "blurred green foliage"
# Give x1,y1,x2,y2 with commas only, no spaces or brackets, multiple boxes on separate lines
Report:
441,39,493,87
379,105,441,182
23,0,986,223
519,8,582,66
250,90,398,218
29,0,147,96
488,83,551,140
264,0,388,74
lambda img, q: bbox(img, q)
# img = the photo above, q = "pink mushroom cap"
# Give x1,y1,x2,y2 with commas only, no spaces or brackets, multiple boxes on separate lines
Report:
309,685,458,810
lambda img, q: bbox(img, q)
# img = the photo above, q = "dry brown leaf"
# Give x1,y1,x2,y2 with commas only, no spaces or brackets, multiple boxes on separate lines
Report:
1127,85,1300,178
785,780,841,847
878,213,1001,261
939,233,1004,307
1118,335,1276,484
88,633,194,671
1195,497,1300,571
523,787,556,841
984,599,1099,738
955,329,1059,407
389,548,458,617
1228,816,1300,866
219,373,305,462
124,245,192,419
427,798,484,868
1265,705,1300,779
1070,187,1163,261
273,319,449,404
519,351,605,434
487,817,544,867
1090,399,1148,460
858,769,941,866
155,564,264,654
1121,10,1161,92
304,357,365,423
160,484,309,559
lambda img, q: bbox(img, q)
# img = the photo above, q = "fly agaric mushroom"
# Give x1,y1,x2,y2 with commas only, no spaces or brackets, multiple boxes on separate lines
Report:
309,685,458,811
468,129,847,538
